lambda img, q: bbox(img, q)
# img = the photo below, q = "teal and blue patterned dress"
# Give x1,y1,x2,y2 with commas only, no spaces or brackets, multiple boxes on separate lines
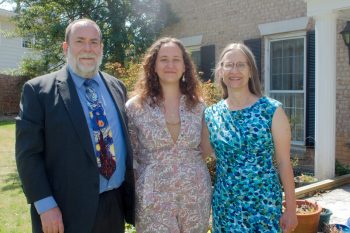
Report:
205,96,283,233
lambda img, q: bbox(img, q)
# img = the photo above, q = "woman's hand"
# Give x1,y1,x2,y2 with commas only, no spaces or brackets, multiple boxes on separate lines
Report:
280,208,298,233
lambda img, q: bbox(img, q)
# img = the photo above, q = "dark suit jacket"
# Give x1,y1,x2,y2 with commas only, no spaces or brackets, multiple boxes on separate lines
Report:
15,66,135,233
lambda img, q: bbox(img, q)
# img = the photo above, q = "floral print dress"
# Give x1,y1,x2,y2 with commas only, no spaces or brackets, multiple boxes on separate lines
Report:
205,96,283,233
126,95,212,233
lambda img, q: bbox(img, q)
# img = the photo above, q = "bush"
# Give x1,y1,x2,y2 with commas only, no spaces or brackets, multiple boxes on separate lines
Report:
104,62,141,94
335,160,350,176
201,80,221,107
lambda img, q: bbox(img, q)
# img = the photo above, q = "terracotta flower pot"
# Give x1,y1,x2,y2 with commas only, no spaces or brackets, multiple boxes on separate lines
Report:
283,200,322,233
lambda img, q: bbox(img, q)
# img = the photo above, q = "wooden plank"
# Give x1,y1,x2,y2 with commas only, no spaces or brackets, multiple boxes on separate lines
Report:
294,174,350,199
282,174,350,199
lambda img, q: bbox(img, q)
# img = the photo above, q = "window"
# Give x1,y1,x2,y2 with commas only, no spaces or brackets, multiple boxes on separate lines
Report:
266,35,306,144
22,36,34,48
188,47,201,70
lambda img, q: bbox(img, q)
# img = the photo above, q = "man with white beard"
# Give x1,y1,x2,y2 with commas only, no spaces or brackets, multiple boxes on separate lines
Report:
16,18,135,233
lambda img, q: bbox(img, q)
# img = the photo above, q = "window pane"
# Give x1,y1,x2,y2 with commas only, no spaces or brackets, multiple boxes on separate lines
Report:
270,93,304,143
271,41,283,58
22,36,34,48
190,50,201,70
271,74,282,89
270,38,304,91
269,37,305,143
293,74,304,90
271,57,282,75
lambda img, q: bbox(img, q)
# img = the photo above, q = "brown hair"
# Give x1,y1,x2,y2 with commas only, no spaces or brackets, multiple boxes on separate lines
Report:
65,18,102,43
132,37,202,109
215,43,262,99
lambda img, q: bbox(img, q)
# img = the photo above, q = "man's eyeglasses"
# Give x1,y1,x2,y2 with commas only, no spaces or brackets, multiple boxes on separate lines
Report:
221,62,248,72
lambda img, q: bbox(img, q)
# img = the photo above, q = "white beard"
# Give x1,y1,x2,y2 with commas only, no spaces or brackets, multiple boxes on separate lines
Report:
67,47,102,79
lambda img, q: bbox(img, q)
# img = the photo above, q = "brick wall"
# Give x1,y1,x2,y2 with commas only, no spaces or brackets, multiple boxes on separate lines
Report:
162,0,307,58
0,74,27,116
162,0,350,165
336,20,350,165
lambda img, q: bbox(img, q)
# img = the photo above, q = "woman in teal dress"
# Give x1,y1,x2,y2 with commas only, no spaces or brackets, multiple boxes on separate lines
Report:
204,43,298,232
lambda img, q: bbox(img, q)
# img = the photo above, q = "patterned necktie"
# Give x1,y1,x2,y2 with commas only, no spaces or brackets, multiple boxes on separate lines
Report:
84,79,116,179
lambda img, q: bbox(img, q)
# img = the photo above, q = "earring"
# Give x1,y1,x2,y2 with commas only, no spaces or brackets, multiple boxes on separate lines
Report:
182,74,185,82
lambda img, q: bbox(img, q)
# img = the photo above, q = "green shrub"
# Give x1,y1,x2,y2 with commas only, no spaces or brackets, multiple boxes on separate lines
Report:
201,80,221,106
335,160,350,176
105,61,141,94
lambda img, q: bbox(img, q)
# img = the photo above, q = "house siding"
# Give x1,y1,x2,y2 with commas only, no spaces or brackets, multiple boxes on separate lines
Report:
162,0,350,165
0,12,30,72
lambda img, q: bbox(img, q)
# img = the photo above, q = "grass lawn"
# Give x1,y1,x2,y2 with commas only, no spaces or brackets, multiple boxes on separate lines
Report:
0,120,137,233
0,120,31,233
0,120,211,233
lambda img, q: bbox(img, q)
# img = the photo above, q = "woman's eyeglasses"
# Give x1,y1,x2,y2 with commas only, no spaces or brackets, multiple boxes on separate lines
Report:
221,62,248,72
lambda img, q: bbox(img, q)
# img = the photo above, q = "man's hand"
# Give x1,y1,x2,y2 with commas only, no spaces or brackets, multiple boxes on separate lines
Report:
40,207,64,233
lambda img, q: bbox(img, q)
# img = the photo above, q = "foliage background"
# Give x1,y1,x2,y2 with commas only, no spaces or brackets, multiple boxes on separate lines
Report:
6,0,178,78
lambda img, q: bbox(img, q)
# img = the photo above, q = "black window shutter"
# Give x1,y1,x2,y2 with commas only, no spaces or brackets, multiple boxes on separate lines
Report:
305,31,315,147
244,38,261,80
200,44,215,82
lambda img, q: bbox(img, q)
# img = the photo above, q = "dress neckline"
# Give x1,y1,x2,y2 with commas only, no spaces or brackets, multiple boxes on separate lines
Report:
222,96,265,112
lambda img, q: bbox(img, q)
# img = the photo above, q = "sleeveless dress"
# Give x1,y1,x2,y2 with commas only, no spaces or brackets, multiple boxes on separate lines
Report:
126,95,212,233
204,96,283,233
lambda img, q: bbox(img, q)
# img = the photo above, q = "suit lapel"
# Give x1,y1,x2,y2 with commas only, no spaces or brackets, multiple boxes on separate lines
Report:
56,67,96,164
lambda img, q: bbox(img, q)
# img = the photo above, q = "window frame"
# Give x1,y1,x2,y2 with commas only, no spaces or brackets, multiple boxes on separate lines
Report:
187,45,201,70
264,31,307,145
22,36,34,48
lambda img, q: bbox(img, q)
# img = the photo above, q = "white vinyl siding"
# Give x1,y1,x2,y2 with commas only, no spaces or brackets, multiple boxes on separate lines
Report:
0,15,31,71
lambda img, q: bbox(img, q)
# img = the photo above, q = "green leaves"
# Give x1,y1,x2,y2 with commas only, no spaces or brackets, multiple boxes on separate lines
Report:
8,0,177,78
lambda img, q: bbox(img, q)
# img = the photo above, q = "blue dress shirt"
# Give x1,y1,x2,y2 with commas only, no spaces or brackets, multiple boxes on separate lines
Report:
34,66,126,214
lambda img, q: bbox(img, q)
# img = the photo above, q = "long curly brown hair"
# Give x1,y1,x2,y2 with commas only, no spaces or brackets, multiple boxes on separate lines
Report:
131,37,202,109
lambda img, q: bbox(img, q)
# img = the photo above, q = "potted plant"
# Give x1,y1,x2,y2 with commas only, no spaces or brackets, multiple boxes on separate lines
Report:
318,208,333,232
294,173,318,188
283,199,322,233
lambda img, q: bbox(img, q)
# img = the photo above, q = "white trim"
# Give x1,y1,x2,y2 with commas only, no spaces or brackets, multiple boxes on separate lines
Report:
264,31,307,94
313,12,337,180
258,17,308,36
179,35,203,47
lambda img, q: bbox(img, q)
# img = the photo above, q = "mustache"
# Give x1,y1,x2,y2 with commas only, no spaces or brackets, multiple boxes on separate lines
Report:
78,53,97,59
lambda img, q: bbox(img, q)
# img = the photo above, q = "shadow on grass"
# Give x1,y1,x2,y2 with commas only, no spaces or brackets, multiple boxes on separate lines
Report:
1,172,22,192
0,120,15,126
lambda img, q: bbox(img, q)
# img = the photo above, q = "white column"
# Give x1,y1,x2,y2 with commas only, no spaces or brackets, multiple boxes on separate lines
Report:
314,12,337,180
